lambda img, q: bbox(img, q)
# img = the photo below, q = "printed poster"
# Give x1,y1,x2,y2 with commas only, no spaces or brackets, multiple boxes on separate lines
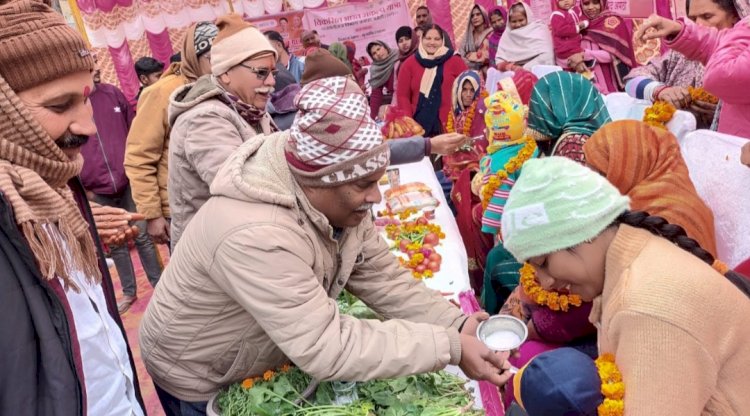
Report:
303,0,412,60
247,10,307,55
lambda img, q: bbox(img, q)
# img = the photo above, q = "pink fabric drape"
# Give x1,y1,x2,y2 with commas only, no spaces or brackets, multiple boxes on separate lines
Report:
655,0,674,53
458,290,505,416
427,0,456,48
146,29,175,70
108,41,140,106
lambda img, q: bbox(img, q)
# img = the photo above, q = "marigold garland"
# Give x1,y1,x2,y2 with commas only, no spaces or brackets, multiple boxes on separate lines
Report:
688,86,719,105
446,90,489,137
519,263,582,312
595,354,625,416
241,363,293,390
480,137,537,210
643,101,676,129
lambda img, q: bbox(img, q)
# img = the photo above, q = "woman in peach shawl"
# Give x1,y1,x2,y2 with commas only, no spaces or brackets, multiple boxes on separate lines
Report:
583,119,717,256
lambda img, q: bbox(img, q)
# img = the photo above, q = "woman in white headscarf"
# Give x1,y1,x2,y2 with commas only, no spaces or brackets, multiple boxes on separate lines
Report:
494,2,555,71
460,4,494,74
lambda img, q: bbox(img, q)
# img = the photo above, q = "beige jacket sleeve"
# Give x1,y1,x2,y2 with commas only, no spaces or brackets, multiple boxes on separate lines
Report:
209,223,461,382
346,221,466,336
607,309,716,415
181,109,246,188
124,82,171,219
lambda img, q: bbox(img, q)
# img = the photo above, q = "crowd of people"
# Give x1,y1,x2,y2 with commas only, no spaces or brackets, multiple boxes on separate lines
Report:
1,0,750,415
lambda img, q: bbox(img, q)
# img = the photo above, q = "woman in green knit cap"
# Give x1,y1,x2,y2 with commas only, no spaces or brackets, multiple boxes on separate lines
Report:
501,156,750,415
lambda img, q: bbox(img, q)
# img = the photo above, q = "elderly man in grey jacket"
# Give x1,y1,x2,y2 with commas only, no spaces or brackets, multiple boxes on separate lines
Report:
140,76,512,414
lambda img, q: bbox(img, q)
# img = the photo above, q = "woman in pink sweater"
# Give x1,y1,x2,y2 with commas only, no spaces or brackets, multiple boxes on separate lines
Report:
638,13,750,138
501,156,750,415
396,24,467,137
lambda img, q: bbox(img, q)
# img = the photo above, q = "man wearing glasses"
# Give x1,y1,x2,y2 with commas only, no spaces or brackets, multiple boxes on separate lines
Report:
167,14,278,248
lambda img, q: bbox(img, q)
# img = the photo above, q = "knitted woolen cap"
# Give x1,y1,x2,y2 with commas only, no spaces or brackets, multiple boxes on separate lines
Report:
285,76,389,187
211,14,277,76
501,157,630,262
0,0,94,93
300,47,352,85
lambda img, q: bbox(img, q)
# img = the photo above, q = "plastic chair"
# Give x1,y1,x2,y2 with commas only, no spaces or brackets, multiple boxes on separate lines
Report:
604,92,697,142
530,65,563,79
680,129,750,267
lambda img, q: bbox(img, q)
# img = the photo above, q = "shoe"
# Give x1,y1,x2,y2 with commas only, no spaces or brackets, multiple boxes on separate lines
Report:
117,295,138,314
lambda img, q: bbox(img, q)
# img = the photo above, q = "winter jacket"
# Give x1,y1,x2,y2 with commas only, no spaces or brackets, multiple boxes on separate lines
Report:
0,179,144,415
591,225,750,415
139,131,465,402
167,75,274,248
80,83,133,196
667,17,750,139
124,62,186,219
396,54,468,130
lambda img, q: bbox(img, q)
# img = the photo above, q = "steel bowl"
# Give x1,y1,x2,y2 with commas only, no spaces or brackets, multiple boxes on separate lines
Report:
476,315,528,352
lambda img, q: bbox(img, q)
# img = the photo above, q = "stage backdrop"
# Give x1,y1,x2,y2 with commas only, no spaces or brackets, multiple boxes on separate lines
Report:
62,0,672,103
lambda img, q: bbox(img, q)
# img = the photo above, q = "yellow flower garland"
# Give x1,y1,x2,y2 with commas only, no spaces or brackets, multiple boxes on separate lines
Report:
643,101,676,129
518,263,583,312
595,354,625,416
480,137,537,210
688,86,719,105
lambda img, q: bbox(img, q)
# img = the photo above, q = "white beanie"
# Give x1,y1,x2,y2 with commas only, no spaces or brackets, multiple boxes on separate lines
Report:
210,14,277,76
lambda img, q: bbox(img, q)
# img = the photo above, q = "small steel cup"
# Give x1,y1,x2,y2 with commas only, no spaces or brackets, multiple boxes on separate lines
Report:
476,315,528,352
476,315,528,375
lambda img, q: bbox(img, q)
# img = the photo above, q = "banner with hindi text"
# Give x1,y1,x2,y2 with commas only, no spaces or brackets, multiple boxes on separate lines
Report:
303,0,412,60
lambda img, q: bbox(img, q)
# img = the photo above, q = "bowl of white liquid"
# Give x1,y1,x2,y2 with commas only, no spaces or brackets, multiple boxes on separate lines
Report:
476,315,528,352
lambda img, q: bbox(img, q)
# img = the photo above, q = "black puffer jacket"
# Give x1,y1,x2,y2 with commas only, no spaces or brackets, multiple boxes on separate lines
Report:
0,178,144,416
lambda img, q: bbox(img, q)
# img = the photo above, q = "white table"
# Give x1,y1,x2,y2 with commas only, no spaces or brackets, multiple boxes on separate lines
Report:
372,156,509,413
372,157,472,299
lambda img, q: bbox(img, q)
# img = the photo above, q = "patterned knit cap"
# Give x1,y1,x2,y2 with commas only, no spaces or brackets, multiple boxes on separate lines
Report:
286,76,389,187
193,21,218,57
484,91,526,149
501,157,630,262
0,0,94,92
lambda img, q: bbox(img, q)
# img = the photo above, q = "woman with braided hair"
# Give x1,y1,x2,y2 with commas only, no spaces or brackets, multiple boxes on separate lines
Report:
501,156,750,414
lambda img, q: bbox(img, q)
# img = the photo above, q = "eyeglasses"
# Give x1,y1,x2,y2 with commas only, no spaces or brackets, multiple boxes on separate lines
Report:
238,64,278,81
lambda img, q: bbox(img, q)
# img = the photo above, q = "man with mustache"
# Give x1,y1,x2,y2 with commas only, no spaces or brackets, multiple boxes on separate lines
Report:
141,76,513,414
0,0,145,414
167,14,278,248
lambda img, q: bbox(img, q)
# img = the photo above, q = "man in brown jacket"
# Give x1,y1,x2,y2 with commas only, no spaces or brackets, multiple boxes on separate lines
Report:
140,76,512,414
123,21,217,246
167,15,278,248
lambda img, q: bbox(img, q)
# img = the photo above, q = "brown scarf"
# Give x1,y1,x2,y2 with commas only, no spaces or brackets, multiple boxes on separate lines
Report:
0,74,101,291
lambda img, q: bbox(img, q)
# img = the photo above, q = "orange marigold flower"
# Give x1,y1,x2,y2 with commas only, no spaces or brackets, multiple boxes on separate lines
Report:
241,378,254,389
263,370,275,381
280,364,292,373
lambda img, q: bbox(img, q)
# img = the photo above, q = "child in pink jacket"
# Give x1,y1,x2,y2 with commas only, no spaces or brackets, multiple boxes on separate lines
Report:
550,0,591,77
639,15,750,139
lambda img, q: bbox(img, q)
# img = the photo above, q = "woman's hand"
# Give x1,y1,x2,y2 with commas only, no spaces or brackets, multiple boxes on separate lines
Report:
690,100,717,126
656,86,691,109
567,52,585,69
636,14,682,42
